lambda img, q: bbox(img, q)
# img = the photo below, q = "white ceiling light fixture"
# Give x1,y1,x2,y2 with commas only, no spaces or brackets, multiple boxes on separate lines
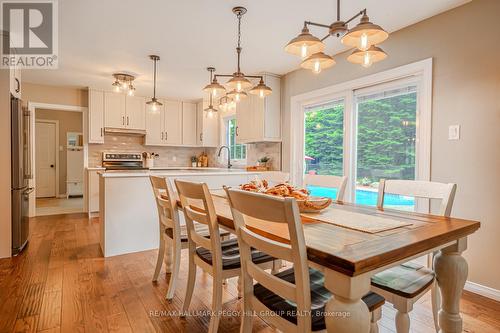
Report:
146,55,162,111
285,0,389,73
112,73,136,95
203,6,272,103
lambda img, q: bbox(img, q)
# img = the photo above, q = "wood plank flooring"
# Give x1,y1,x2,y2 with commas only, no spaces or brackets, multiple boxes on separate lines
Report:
0,213,498,333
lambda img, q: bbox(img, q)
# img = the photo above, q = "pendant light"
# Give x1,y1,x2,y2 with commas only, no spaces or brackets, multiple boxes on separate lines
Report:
202,6,272,103
146,55,162,111
285,0,388,73
204,67,218,117
346,45,387,68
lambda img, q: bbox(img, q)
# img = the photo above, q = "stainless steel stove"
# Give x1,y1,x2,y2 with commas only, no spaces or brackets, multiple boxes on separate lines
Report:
102,152,145,170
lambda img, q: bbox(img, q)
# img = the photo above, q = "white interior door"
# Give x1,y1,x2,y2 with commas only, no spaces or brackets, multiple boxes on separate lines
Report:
36,121,57,198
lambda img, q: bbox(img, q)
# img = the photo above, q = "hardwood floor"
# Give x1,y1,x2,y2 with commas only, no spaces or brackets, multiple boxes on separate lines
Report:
0,213,498,333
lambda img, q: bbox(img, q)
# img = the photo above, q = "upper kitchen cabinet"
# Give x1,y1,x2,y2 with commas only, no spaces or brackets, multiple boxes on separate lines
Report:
197,100,219,147
182,102,198,146
145,99,182,146
104,92,126,129
104,92,146,131
88,89,105,144
125,95,146,130
235,73,281,143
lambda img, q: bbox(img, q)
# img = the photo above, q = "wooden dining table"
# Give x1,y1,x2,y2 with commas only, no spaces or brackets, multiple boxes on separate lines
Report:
176,191,480,333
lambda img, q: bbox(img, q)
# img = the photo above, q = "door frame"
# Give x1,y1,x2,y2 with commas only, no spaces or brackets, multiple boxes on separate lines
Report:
35,119,59,199
289,58,433,211
28,102,89,217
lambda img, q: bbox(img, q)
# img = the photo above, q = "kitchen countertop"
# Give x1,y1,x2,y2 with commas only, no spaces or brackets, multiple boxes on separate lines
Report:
98,167,263,178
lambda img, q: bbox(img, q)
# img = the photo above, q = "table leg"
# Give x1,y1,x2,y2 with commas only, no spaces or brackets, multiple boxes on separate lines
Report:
434,238,468,333
323,268,371,333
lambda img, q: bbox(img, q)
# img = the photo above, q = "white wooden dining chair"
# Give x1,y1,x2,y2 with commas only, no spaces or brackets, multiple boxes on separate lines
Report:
150,176,217,300
174,179,275,333
303,174,348,202
372,179,457,333
225,187,385,333
263,171,290,185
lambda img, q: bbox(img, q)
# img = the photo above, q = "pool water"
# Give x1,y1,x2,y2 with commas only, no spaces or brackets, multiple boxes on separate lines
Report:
307,185,415,207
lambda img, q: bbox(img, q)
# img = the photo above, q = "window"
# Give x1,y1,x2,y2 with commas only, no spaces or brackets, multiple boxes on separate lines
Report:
304,100,344,176
226,117,246,161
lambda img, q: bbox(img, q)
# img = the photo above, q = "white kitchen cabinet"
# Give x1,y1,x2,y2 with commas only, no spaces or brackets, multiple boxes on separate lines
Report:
104,92,126,129
87,168,104,216
197,100,219,147
235,73,281,143
88,89,105,143
125,95,146,130
164,100,182,145
182,102,197,146
104,93,146,130
145,99,182,146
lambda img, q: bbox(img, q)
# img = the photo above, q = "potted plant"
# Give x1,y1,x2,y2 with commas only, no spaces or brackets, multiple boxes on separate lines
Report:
191,156,198,167
257,156,270,167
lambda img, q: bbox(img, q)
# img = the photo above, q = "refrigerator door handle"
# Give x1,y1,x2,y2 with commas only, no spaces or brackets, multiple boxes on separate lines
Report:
23,107,33,180
24,187,34,196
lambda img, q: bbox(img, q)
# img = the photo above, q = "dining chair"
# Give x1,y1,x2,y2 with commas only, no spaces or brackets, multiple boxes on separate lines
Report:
174,179,276,333
263,171,290,185
150,176,219,300
225,187,385,333
372,179,457,333
303,174,348,202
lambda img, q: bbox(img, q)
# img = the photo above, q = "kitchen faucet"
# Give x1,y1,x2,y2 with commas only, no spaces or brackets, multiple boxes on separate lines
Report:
217,145,232,169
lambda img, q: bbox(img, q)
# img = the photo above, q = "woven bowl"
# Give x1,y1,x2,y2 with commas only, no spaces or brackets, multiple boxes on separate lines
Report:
296,196,332,213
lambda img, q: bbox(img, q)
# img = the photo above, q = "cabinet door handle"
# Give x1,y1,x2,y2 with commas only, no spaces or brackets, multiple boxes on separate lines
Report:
165,132,168,141
200,133,203,142
15,78,20,93
100,128,103,137
126,116,129,125
122,116,125,125
236,126,239,136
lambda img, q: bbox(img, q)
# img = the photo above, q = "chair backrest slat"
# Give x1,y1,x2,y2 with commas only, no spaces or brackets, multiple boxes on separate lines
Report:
150,176,179,230
377,179,457,216
303,174,347,202
175,179,221,254
225,187,312,330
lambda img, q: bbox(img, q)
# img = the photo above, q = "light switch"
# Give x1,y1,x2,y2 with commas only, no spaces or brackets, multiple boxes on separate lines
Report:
448,125,460,140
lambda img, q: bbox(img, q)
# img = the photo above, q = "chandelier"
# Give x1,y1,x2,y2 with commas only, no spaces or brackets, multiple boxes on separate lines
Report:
111,73,136,95
146,55,162,111
203,6,272,105
285,0,388,73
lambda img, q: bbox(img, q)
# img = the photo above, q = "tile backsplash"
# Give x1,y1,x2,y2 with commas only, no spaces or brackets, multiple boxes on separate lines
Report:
88,134,216,167
88,134,282,170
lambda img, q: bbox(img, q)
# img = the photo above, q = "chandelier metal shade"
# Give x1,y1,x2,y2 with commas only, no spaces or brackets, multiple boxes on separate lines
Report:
146,55,162,111
203,6,272,103
204,67,219,115
285,0,389,73
112,73,136,96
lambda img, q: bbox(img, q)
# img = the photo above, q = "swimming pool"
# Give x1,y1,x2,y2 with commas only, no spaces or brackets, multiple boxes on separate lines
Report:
307,185,415,207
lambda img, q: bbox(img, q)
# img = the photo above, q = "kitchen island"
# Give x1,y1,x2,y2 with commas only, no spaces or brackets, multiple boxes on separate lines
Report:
98,168,262,257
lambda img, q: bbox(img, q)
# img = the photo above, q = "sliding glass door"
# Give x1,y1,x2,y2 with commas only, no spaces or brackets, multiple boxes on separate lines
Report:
354,84,418,209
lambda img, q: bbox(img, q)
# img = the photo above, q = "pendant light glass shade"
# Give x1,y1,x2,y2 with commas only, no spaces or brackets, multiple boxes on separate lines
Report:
341,14,388,51
301,52,336,74
146,97,163,111
203,77,226,97
112,80,121,92
285,27,325,59
227,89,247,102
346,45,387,68
226,74,252,92
249,79,272,98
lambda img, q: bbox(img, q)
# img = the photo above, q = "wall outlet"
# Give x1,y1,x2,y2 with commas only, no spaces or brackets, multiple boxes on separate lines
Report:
448,125,460,140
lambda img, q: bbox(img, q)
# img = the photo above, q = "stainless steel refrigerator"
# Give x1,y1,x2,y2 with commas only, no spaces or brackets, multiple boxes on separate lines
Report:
11,95,33,255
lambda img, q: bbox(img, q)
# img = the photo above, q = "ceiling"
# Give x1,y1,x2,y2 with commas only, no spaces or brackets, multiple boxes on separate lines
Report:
22,0,469,100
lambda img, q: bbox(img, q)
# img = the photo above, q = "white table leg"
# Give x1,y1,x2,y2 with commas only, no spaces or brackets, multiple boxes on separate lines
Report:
434,238,468,333
323,268,371,333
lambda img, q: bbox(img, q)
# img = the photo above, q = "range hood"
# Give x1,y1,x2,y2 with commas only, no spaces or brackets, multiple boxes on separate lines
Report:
104,127,146,136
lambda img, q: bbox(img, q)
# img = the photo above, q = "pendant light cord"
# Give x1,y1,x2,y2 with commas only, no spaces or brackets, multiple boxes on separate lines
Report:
236,12,242,73
337,0,340,21
153,59,157,99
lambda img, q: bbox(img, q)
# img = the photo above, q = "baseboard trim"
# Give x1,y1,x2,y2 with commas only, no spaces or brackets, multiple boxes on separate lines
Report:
464,281,500,302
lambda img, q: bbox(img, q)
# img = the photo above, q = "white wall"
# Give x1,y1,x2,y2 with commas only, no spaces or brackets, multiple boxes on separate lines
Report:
281,0,500,290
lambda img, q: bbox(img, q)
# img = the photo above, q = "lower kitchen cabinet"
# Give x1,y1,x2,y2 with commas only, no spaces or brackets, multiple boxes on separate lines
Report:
87,168,103,216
